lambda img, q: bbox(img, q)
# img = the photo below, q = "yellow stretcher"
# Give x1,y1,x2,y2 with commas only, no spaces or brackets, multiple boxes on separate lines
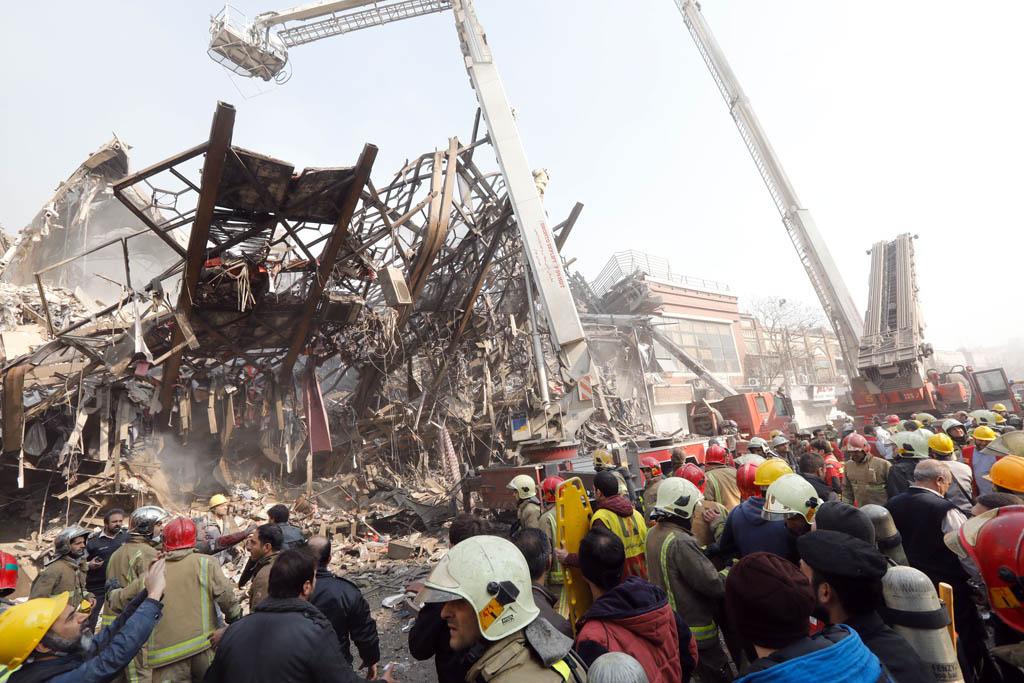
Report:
556,477,594,632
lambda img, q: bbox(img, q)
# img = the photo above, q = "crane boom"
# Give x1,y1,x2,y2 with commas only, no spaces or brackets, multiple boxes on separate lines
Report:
672,1,863,381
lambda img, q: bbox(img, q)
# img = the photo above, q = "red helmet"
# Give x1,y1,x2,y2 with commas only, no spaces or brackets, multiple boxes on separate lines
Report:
737,463,760,500
705,444,728,465
843,433,868,452
0,550,18,596
640,456,662,477
541,476,564,504
677,464,706,494
162,517,197,551
887,414,900,425
951,506,1024,632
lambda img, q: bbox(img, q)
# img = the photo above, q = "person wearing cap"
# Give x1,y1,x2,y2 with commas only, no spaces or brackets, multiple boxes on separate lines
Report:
203,494,239,566
725,551,887,681
30,527,93,609
928,433,973,516
797,530,931,683
417,535,586,682
968,425,999,495
0,557,166,683
575,527,695,683
813,501,875,545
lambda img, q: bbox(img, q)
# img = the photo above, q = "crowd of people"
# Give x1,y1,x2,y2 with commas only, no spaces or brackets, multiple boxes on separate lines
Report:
0,405,1022,682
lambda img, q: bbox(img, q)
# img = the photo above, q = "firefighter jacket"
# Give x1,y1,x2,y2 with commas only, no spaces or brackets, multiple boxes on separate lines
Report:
248,551,278,610
30,557,90,605
591,496,648,580
538,507,564,585
691,501,728,547
642,476,664,516
645,520,725,651
465,617,587,683
517,499,542,531
704,465,741,511
842,455,891,507
106,548,241,669
99,536,158,629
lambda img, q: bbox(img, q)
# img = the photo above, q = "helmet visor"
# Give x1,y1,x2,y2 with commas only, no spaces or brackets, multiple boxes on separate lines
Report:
418,554,465,604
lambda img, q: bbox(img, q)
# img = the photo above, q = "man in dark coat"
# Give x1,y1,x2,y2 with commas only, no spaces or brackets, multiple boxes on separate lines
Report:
798,530,934,682
204,549,381,683
512,527,573,638
307,536,380,679
267,504,306,550
799,453,838,502
84,508,128,629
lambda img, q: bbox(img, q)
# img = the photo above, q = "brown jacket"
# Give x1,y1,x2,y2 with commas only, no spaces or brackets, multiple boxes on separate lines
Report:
538,507,564,585
30,557,90,604
465,628,586,682
107,548,241,668
703,465,741,511
106,537,159,586
690,501,728,547
645,520,725,650
248,551,279,610
518,500,542,531
843,454,891,507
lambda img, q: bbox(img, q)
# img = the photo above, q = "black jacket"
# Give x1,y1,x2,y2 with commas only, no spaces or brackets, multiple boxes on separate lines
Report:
801,474,838,502
204,597,369,683
531,583,572,639
845,611,935,683
408,601,468,683
280,523,306,550
85,529,128,593
309,568,380,667
885,458,919,498
886,487,966,586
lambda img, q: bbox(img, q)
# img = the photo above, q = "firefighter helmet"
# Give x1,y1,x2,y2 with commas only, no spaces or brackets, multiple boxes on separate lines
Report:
540,476,564,504
996,412,1008,424
0,592,71,668
928,433,955,456
419,535,538,641
653,477,704,520
737,463,760,500
985,432,1024,459
592,449,613,470
640,456,662,477
0,550,18,596
974,425,998,442
887,414,900,425
941,418,965,434
209,494,229,508
677,463,706,494
984,456,1024,494
770,435,790,449
891,432,920,458
843,433,869,452
162,517,197,551
754,459,793,488
130,506,170,539
705,444,728,465
971,410,998,426
54,526,89,559
915,413,936,427
507,474,537,500
769,430,782,439
735,453,766,469
994,403,1008,413
762,473,822,523
747,437,768,453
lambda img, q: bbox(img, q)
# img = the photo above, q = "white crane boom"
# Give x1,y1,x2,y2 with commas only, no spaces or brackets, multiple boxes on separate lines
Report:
672,0,863,381
207,0,594,445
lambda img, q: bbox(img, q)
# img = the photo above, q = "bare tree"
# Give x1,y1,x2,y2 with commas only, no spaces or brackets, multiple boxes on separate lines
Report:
743,297,827,389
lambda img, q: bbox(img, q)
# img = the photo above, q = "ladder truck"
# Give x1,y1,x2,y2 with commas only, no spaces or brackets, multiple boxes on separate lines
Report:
206,0,596,459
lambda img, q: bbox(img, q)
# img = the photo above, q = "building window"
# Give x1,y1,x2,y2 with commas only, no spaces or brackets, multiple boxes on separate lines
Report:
654,319,741,374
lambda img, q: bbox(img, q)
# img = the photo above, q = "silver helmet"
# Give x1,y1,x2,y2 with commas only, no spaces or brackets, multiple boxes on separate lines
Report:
130,506,170,539
54,526,90,558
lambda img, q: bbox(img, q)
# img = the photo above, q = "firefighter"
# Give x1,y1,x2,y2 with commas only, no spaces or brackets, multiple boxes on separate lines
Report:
592,449,614,472
680,464,728,546
30,527,92,609
769,435,798,472
942,418,968,452
646,478,730,683
736,462,760,501
746,437,769,458
984,455,1024,496
969,425,999,495
928,433,973,515
885,432,926,498
711,459,796,562
703,444,741,511
639,456,664,512
993,402,1010,420
202,494,238,566
507,474,542,532
842,433,891,507
538,476,565,597
762,473,822,538
418,535,586,681
105,517,242,681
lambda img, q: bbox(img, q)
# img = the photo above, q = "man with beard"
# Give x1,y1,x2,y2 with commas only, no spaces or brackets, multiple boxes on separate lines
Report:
0,558,166,682
30,527,93,608
84,509,127,629
797,530,932,682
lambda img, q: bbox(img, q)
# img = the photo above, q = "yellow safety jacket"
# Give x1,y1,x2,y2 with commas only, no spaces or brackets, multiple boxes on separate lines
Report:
539,507,564,584
592,507,648,579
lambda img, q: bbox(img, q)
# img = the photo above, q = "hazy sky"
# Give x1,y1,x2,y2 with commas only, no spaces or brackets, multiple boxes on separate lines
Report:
2,1,1021,352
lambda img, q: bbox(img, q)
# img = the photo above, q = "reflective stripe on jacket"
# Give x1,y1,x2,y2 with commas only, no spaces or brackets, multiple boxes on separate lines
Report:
593,508,648,579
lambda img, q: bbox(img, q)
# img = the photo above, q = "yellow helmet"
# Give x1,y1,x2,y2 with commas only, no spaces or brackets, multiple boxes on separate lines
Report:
507,474,537,500
209,494,229,508
994,403,1008,412
769,430,782,439
995,413,1007,424
592,449,613,469
974,426,998,442
754,459,793,487
0,592,70,668
984,456,1024,494
928,433,955,456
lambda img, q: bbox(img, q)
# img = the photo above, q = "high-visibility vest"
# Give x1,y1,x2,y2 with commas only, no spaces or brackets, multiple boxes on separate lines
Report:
592,508,648,579
146,555,218,667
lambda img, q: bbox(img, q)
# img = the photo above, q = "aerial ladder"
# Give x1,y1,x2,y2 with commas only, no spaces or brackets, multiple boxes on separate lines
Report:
671,1,864,383
206,0,595,455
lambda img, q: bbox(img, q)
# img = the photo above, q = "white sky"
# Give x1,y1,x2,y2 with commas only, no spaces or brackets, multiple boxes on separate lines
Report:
1,1,1021,351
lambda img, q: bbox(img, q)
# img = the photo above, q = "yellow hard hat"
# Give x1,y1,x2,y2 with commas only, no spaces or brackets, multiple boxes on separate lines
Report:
0,592,70,668
592,449,613,468
928,433,955,456
209,494,228,508
995,413,1007,424
974,426,998,442
769,430,781,439
994,403,1008,412
985,456,1024,494
754,459,793,487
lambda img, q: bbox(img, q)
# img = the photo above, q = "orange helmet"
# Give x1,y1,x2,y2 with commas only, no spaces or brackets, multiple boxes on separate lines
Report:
162,517,197,551
0,551,17,596
705,444,728,465
640,456,662,478
677,464,706,495
737,463,760,500
541,476,564,504
948,506,1024,632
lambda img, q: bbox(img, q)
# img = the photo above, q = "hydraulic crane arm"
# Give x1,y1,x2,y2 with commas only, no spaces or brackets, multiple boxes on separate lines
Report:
672,0,863,381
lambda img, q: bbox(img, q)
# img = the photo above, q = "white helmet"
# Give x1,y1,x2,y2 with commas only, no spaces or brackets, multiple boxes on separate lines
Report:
734,453,766,468
506,475,537,501
762,473,823,523
419,535,539,641
770,435,790,449
653,478,704,520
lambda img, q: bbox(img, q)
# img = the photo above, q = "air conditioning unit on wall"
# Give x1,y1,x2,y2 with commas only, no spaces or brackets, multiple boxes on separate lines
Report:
747,378,760,387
